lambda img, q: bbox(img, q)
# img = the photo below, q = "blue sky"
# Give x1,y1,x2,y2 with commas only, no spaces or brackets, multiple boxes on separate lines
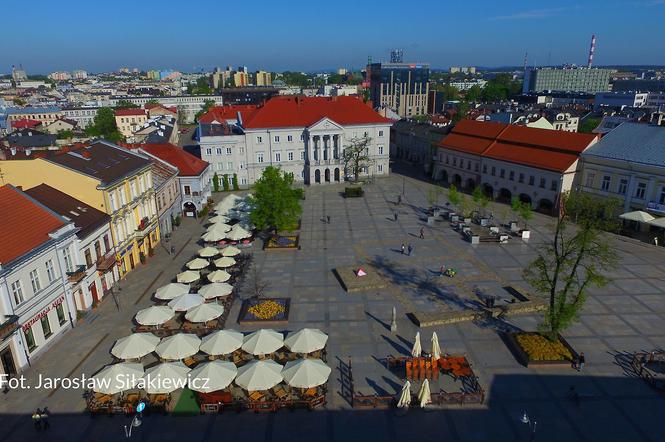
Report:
1,0,664,73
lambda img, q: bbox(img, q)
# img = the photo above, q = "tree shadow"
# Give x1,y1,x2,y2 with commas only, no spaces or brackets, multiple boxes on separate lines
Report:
365,310,390,331
366,377,390,396
381,335,410,356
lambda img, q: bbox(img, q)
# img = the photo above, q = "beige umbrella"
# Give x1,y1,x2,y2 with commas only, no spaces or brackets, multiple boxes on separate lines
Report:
209,214,230,224
207,270,231,283
431,332,441,360
235,359,283,391
207,222,232,233
202,229,227,242
198,246,220,258
200,329,244,356
111,333,160,360
226,225,251,241
176,270,200,284
167,293,205,312
155,333,201,360
142,361,191,394
135,306,176,326
154,283,190,300
282,359,331,388
221,245,241,257
284,328,328,353
647,217,665,228
198,283,234,299
619,211,655,223
396,380,411,408
411,332,422,358
213,256,236,268
188,360,237,393
417,378,431,408
185,303,225,323
242,329,284,355
186,257,210,270
91,363,144,394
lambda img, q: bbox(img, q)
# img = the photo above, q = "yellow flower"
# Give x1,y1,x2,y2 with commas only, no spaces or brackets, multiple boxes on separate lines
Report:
516,334,572,361
248,300,286,319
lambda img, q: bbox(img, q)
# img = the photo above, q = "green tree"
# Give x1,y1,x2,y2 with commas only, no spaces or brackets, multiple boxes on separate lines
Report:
448,184,462,210
187,76,212,94
145,99,160,106
12,98,26,106
232,173,239,190
115,99,139,109
56,129,74,140
222,174,230,191
342,135,373,182
578,117,600,134
194,99,216,122
523,191,621,340
427,187,441,209
249,166,303,232
452,101,470,123
212,172,220,192
432,83,460,101
86,107,123,142
472,185,490,216
511,198,533,229
465,85,482,102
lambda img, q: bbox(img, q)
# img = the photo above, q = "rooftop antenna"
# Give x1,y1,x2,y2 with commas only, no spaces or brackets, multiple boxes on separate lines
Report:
523,52,528,73
587,34,596,68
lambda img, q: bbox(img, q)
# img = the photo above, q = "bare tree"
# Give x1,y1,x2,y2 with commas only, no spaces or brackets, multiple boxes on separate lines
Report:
247,265,270,300
342,135,374,182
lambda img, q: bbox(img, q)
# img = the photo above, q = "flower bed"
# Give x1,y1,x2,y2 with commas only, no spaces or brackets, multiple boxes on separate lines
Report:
505,332,578,368
264,235,299,251
238,298,290,325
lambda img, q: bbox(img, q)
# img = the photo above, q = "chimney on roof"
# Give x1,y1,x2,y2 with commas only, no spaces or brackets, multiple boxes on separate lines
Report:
26,149,31,156
81,150,92,159
10,147,16,156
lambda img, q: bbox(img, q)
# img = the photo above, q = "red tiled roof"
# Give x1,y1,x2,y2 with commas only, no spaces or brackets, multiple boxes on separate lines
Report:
141,143,209,176
0,185,66,265
438,120,598,173
199,105,259,124
12,119,42,129
115,108,146,117
145,103,177,113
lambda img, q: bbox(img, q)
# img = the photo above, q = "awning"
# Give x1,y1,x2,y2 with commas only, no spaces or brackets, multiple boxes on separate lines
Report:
619,211,656,223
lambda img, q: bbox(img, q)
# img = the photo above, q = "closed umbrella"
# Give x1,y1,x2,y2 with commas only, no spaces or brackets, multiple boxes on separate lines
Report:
111,333,160,360
242,329,284,355
185,303,225,323
176,270,200,284
143,361,191,394
411,332,422,358
198,283,233,299
417,379,431,408
396,380,411,408
186,257,210,270
188,360,237,393
221,245,241,257
213,257,236,268
135,306,175,326
200,329,244,356
207,270,231,283
155,333,201,360
91,363,144,394
226,225,251,241
282,359,331,388
431,332,441,360
235,359,283,391
209,214,230,224
284,328,328,354
168,293,205,312
154,283,189,300
198,246,220,258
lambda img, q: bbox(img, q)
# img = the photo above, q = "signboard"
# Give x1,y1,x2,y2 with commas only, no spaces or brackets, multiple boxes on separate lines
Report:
22,295,65,332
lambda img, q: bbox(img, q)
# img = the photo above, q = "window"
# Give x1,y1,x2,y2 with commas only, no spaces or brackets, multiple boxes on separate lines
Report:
601,175,611,191
378,145,384,155
635,182,647,199
509,171,514,181
226,147,232,155
41,315,52,339
11,280,24,305
660,187,665,204
206,148,212,155
227,162,233,171
56,303,66,325
300,151,305,160
483,165,487,174
585,173,595,188
453,158,457,166
256,136,263,143
217,162,224,171
529,175,535,186
379,130,384,137
287,135,293,142
446,156,449,165
85,249,93,268
216,148,222,155
184,185,191,196
275,152,281,162
551,180,558,191
274,136,280,142
239,162,245,170
459,159,464,168
29,269,41,293
257,152,264,163
491,167,496,176
500,169,505,178
109,192,117,211
288,151,294,161
24,326,36,352
119,188,127,205
241,178,247,185
45,259,56,283
539,178,546,188
518,173,524,183
239,146,245,154
475,164,479,172
63,247,73,272
130,180,137,199
618,179,628,195
378,164,384,172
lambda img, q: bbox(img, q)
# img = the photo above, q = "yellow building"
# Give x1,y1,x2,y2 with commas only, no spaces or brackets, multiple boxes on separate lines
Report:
233,72,249,87
255,71,272,86
114,108,148,138
0,141,160,276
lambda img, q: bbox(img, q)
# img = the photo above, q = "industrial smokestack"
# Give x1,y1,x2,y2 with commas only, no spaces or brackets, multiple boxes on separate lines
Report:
587,34,596,68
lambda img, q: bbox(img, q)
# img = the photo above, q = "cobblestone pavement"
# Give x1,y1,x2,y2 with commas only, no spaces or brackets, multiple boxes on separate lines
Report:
2,171,665,441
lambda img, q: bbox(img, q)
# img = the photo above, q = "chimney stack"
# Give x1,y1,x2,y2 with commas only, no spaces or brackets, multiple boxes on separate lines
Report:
587,34,596,68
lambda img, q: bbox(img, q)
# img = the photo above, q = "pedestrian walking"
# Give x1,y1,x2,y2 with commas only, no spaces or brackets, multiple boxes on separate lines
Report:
419,227,424,239
394,212,398,222
326,215,331,224
41,407,50,430
401,243,406,255
397,195,402,205
407,244,413,256
577,352,586,372
440,265,446,276
32,409,41,430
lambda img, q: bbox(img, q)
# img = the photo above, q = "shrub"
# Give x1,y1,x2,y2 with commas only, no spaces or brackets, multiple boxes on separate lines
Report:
212,172,220,192
222,174,230,191
345,186,364,198
232,173,239,190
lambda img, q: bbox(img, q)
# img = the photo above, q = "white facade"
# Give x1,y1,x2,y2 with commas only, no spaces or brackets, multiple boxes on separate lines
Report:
180,170,212,216
107,95,223,123
594,92,649,110
62,107,100,129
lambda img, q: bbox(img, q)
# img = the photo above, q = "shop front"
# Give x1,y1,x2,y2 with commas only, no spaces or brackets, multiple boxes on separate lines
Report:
19,293,71,367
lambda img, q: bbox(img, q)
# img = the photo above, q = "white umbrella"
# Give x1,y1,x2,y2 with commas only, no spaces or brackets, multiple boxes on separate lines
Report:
198,283,233,299
209,214,230,224
207,222,232,233
188,360,237,393
155,333,201,360
235,359,283,391
200,329,244,356
135,306,176,326
226,225,251,241
185,303,225,323
213,256,236,268
168,293,205,312
111,333,160,360
431,332,441,360
242,329,284,355
619,211,655,223
91,363,144,394
176,270,200,283
411,332,422,358
396,380,411,408
282,359,331,388
417,378,431,408
647,217,665,228
186,257,210,270
221,245,241,257
143,361,191,394
284,328,328,354
202,229,227,242
198,246,220,258
207,270,231,283
154,283,190,300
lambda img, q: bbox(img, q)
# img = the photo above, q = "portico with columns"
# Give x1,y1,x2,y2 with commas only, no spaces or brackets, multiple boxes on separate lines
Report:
305,118,345,184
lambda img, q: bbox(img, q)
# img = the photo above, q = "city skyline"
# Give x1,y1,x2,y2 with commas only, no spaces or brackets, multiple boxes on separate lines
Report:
2,0,665,73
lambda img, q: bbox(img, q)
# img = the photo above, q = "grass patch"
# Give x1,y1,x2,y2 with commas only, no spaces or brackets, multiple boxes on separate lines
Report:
172,387,200,416
344,186,364,198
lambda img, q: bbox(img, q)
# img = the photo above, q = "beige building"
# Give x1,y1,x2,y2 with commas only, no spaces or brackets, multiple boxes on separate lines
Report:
114,109,148,138
233,72,249,87
255,71,272,86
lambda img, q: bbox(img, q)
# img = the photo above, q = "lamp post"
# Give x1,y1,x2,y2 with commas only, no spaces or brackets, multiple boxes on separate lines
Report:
521,411,537,441
124,402,145,438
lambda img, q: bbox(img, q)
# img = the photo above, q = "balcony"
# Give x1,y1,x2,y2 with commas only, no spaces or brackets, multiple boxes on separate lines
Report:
66,265,87,284
0,315,19,341
96,251,117,272
135,217,157,238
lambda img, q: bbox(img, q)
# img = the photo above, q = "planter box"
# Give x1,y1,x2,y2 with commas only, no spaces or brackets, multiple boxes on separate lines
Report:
504,332,578,368
238,298,291,326
344,187,364,198
334,265,387,293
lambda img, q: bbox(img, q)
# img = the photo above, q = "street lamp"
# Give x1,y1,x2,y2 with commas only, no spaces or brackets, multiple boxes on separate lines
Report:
521,411,537,441
124,402,145,438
